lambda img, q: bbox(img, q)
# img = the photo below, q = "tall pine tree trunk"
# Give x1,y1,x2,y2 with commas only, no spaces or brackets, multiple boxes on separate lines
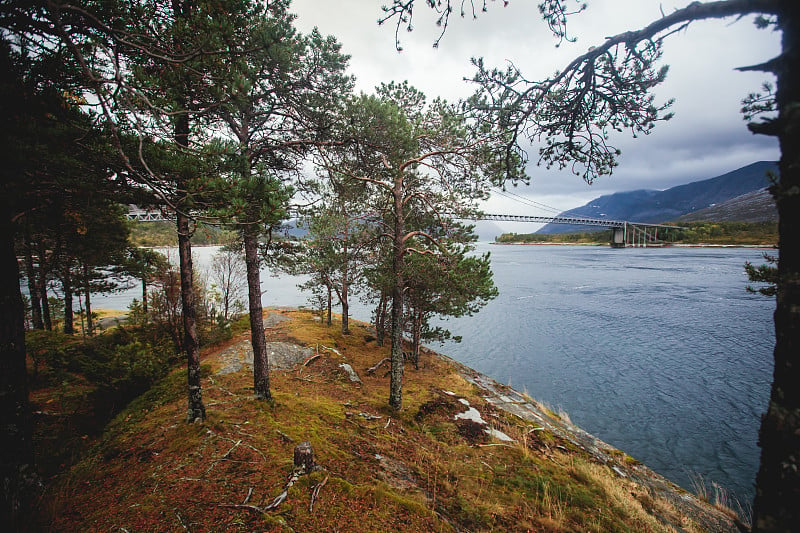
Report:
37,242,51,331
752,4,800,530
177,211,205,422
389,179,405,410
171,0,205,423
341,225,350,335
411,311,421,370
82,263,93,336
175,110,204,422
63,267,73,335
23,233,43,330
0,208,37,527
243,225,271,401
326,284,332,326
222,282,230,321
375,292,387,347
341,284,349,334
389,267,404,410
40,285,51,332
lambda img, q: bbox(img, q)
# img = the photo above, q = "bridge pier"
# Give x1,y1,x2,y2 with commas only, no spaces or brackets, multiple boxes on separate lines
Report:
611,226,626,248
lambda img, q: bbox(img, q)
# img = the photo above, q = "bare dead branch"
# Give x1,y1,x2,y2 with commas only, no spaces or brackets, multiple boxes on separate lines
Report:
366,357,390,375
309,475,329,513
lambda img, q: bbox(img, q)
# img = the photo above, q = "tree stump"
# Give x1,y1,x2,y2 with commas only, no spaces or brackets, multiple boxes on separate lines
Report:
294,441,315,473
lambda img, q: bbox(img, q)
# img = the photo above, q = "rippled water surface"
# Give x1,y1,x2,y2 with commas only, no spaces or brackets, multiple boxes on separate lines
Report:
95,243,774,503
436,244,774,504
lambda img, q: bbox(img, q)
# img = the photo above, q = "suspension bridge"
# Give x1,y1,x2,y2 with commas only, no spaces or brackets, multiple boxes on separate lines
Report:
127,204,683,248
471,213,682,248
470,187,685,247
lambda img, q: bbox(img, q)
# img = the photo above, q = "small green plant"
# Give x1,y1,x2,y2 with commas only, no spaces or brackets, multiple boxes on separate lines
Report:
26,329,74,382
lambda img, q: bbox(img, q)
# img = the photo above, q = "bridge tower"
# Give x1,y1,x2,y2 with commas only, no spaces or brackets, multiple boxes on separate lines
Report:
611,224,626,248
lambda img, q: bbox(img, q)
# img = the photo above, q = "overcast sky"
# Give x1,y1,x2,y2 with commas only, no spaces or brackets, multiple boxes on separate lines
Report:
289,0,780,228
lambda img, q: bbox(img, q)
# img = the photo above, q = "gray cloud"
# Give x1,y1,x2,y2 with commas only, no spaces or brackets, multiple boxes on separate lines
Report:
290,0,780,225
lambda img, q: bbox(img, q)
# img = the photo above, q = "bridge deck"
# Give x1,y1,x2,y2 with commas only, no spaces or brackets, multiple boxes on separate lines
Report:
126,208,684,238
473,214,682,231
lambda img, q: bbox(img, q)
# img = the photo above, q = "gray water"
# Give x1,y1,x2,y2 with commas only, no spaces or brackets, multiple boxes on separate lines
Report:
436,244,774,506
93,243,774,504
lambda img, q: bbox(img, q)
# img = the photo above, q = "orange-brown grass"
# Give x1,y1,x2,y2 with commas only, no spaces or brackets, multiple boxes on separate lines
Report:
33,309,697,532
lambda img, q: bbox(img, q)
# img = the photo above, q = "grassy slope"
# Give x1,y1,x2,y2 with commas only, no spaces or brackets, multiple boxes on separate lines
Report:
31,310,733,532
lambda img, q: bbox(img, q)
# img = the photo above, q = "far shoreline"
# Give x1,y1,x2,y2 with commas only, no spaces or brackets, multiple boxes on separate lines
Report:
489,241,776,248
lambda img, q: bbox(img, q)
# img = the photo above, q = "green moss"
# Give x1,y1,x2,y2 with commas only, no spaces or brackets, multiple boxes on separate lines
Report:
422,422,460,444
447,493,496,529
533,428,557,446
623,454,641,466
328,475,356,496
259,513,295,531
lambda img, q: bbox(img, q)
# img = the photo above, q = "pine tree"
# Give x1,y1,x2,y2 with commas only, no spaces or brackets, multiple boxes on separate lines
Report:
208,0,351,401
326,82,521,409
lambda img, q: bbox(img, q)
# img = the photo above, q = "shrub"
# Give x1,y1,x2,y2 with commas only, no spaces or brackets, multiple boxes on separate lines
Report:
25,327,177,417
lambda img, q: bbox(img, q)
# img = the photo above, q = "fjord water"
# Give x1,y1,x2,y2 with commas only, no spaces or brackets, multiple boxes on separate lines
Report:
436,244,773,505
94,243,773,503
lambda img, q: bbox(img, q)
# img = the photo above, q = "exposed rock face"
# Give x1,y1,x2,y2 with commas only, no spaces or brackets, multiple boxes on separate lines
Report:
216,313,313,375
338,363,363,385
217,341,314,375
263,312,292,328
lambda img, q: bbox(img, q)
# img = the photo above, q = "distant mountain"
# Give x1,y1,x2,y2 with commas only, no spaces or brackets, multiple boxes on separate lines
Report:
537,161,777,234
677,187,777,223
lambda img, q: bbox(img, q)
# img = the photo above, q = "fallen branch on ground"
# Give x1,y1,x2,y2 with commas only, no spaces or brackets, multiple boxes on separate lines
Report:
309,475,329,513
206,429,267,462
220,441,322,514
366,357,390,375
204,439,242,474
303,354,322,367
276,430,294,443
320,344,341,356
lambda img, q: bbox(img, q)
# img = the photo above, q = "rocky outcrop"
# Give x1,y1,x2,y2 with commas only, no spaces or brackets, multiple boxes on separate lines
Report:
441,354,743,533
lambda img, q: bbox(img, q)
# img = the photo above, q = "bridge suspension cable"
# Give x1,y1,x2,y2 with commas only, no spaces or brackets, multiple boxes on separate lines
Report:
490,187,563,215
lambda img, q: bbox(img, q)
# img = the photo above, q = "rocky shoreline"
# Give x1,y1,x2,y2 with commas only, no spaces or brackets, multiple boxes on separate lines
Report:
217,309,743,532
440,353,743,532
